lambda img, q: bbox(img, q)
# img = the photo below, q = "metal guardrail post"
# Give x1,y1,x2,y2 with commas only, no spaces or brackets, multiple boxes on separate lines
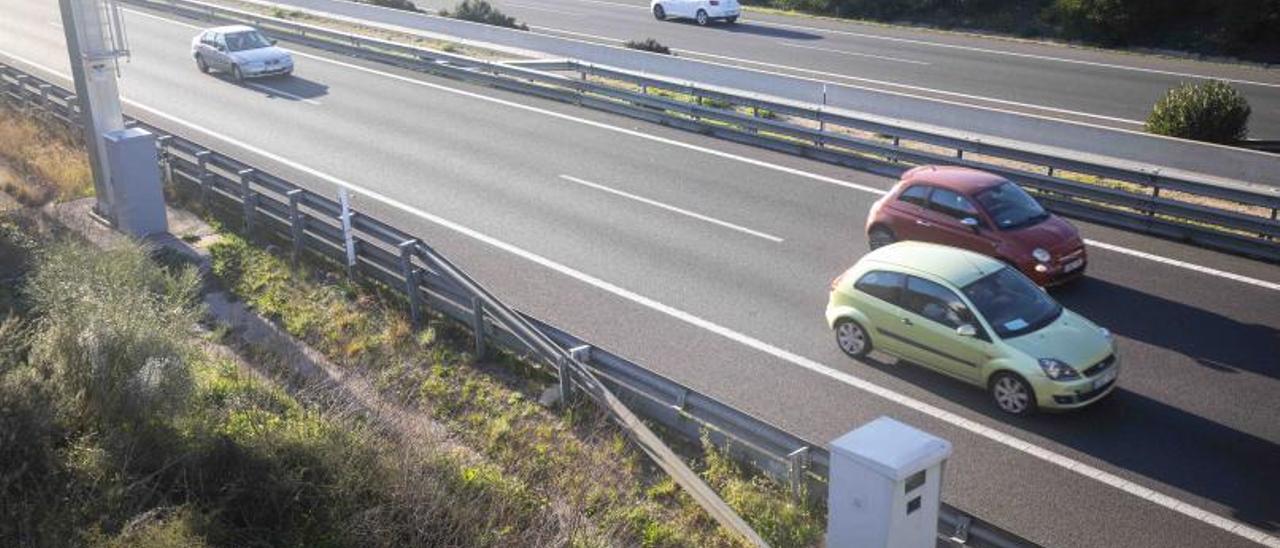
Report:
557,355,574,406
194,150,211,203
471,297,486,358
238,168,256,237
155,135,173,186
399,240,422,326
286,188,305,267
787,446,811,502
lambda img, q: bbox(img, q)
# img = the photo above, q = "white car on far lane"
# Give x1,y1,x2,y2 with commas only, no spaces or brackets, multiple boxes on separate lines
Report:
652,0,740,26
191,25,293,82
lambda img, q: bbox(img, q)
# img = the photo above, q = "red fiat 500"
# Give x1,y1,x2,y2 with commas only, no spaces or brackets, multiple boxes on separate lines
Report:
866,166,1087,286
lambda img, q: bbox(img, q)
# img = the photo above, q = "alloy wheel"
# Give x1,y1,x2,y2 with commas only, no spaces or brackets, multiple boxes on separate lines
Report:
835,320,868,358
993,375,1032,414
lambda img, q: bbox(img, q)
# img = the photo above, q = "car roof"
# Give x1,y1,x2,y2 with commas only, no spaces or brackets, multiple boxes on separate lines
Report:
859,241,1004,288
206,25,258,34
902,165,1009,194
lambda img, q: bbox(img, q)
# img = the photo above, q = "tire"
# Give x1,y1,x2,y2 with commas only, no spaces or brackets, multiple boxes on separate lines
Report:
695,9,709,26
653,4,665,20
232,65,244,83
868,225,896,250
195,54,209,74
990,372,1037,416
834,319,871,360
726,15,738,24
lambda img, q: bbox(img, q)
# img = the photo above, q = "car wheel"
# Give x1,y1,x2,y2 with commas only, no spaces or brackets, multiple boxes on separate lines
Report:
868,225,896,250
726,15,738,24
695,9,709,26
834,319,871,360
653,4,665,19
990,372,1036,415
232,65,244,83
195,54,209,74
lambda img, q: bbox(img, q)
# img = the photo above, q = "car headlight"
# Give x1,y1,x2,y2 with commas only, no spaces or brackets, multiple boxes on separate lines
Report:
1100,327,1113,341
1032,248,1051,263
1038,358,1080,381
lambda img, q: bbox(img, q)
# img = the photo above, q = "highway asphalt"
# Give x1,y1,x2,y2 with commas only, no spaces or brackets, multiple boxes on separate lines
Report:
273,0,1280,137
4,3,1279,546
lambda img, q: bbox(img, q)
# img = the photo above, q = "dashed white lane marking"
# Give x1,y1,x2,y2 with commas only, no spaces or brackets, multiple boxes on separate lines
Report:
5,40,1279,548
559,174,784,242
776,41,931,66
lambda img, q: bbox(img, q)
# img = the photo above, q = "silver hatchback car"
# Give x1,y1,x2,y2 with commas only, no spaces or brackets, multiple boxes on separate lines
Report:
191,25,293,82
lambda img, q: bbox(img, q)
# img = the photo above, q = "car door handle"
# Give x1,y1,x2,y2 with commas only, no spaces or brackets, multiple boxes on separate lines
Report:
915,219,931,227
901,317,914,326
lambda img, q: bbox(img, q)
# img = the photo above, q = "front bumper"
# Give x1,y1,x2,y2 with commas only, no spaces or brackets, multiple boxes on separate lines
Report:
1034,354,1119,410
1025,248,1088,287
243,62,293,78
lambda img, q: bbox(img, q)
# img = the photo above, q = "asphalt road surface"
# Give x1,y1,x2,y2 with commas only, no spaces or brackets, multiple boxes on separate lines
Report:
4,3,1279,546
279,0,1280,136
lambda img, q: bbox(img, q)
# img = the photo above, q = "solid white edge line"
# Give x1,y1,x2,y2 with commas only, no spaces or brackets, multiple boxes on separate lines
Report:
501,0,587,17
532,23,1149,126
4,46,1278,547
558,174,784,242
1085,239,1280,292
775,41,932,66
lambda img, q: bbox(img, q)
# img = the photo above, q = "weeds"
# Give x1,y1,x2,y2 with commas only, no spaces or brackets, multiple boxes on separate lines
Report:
626,38,674,55
0,105,93,206
440,0,529,30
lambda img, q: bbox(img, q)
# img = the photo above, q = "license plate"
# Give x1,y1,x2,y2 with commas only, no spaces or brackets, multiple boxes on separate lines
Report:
1063,258,1084,273
1092,368,1117,390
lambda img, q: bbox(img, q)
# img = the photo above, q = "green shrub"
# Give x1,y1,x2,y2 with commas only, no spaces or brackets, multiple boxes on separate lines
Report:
439,0,528,30
1145,80,1251,144
26,240,201,433
625,38,672,55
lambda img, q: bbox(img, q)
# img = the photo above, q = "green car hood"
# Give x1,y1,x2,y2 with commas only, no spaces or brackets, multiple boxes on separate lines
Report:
1003,309,1112,369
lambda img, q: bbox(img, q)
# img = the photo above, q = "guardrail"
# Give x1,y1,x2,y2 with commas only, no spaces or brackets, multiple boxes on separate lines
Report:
2,59,1033,548
118,0,1280,263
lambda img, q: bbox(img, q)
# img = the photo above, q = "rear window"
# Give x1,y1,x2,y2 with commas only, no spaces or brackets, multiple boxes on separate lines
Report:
855,270,905,304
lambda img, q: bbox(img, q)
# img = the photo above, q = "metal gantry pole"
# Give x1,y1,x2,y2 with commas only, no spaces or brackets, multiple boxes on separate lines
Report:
59,0,129,223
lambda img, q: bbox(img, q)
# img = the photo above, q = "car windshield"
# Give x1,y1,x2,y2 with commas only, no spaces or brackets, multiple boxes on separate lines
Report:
962,267,1062,338
974,182,1049,230
225,31,271,52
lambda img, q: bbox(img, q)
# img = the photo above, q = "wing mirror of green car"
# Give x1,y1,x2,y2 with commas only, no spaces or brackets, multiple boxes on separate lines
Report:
956,324,977,337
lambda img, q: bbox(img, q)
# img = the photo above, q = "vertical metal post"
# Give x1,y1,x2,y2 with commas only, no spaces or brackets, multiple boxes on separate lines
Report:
787,446,811,502
471,297,486,359
557,356,574,406
338,189,357,280
287,189,305,267
819,83,827,134
956,149,964,159
1047,166,1055,177
60,0,128,223
155,135,173,186
238,168,256,237
195,150,212,202
399,240,422,327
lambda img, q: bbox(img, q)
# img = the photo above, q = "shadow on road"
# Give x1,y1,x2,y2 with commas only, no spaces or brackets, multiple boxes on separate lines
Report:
1053,277,1280,380
667,19,822,40
216,73,330,102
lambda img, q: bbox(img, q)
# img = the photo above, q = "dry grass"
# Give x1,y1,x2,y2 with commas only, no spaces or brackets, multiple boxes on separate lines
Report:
0,104,93,206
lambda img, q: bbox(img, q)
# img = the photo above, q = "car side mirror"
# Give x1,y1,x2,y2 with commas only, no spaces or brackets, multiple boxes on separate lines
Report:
961,217,980,232
270,39,278,45
216,45,226,52
956,324,977,337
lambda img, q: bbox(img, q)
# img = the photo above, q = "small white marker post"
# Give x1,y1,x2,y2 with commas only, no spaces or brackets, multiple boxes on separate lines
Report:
339,188,357,279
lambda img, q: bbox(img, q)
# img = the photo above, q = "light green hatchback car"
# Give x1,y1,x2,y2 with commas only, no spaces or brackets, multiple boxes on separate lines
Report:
825,241,1118,415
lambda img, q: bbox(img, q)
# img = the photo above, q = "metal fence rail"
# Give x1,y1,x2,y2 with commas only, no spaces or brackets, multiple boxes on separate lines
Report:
2,58,1034,547
117,0,1280,263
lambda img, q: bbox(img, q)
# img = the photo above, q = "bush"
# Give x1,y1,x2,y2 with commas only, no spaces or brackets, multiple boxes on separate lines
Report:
26,240,201,433
439,0,528,30
625,38,672,55
1145,80,1251,144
